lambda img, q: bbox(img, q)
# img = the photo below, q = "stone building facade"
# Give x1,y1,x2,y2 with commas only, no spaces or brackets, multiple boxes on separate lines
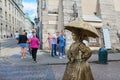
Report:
0,0,24,38
37,0,120,50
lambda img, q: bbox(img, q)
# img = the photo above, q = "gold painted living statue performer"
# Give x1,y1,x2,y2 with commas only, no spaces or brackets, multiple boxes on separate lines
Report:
62,20,99,80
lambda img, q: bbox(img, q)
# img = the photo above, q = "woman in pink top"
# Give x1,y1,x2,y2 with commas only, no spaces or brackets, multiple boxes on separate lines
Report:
45,33,52,53
29,33,40,63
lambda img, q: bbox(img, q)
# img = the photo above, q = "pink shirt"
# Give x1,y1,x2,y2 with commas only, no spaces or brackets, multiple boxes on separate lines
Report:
29,37,40,48
48,35,52,45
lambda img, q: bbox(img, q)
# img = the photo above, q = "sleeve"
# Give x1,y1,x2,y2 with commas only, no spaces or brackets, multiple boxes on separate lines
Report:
79,42,92,61
18,35,21,44
64,39,66,46
37,38,40,45
29,38,31,43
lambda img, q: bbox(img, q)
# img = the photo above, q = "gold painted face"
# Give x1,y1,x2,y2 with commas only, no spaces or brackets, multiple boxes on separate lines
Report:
72,33,78,41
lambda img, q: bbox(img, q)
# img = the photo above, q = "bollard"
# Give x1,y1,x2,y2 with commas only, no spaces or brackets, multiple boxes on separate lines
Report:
98,47,108,64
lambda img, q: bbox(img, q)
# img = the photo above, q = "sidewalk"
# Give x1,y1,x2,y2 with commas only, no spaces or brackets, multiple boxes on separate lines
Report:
1,47,120,65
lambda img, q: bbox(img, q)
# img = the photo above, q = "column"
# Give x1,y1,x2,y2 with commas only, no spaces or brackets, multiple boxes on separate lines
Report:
58,0,64,31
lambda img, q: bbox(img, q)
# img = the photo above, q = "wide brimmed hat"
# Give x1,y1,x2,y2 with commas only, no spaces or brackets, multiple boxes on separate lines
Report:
64,19,99,38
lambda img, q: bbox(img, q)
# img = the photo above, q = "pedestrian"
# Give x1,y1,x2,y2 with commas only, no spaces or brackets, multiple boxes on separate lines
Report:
18,31,28,59
26,31,33,55
44,33,52,53
14,31,19,41
23,30,27,36
56,31,60,55
10,33,13,38
29,32,40,63
51,33,57,57
58,30,66,59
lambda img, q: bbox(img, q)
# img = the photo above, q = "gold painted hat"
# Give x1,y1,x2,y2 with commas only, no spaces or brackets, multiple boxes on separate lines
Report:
65,19,99,38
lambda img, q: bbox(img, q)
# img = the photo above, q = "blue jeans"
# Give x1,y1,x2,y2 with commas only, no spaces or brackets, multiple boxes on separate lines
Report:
58,46,65,57
26,44,31,55
51,44,56,56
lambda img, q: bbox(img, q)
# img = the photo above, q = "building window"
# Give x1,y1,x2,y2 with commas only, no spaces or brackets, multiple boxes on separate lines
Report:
48,11,58,14
48,0,59,14
12,17,14,24
5,12,7,20
9,14,11,22
0,8,2,17
5,0,7,6
42,0,46,9
12,4,14,13
47,24,57,29
9,2,11,10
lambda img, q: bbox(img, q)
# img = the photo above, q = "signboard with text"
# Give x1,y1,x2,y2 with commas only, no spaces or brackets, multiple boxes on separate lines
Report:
102,28,112,49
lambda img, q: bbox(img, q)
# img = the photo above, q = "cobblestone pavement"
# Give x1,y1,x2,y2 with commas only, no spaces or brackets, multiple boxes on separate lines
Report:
0,59,120,80
0,60,64,80
1,39,120,80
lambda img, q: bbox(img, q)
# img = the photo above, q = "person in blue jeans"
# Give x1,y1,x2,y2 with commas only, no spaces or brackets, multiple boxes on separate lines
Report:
58,30,66,59
51,33,57,57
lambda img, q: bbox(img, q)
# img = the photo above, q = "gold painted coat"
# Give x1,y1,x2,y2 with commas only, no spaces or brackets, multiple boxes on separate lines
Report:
62,41,94,80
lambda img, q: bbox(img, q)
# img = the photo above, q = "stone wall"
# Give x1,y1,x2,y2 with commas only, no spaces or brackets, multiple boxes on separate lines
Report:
99,0,120,49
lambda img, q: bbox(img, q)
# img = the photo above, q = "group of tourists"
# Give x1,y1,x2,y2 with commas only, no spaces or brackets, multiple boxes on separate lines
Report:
45,30,66,59
15,29,66,63
16,30,40,63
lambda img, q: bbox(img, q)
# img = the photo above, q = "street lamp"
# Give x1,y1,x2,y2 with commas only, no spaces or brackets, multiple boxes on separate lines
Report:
34,17,42,49
34,17,39,37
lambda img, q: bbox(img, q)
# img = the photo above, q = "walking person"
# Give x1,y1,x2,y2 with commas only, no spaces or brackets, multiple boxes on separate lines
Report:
18,31,28,59
29,32,40,63
26,31,33,55
15,31,19,41
58,30,66,59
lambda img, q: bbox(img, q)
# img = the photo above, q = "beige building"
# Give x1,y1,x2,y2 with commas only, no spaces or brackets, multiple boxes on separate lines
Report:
37,0,120,50
0,0,25,38
24,13,34,32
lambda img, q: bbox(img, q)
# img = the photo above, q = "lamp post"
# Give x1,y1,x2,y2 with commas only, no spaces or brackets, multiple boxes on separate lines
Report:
34,17,39,37
58,0,64,30
34,17,42,49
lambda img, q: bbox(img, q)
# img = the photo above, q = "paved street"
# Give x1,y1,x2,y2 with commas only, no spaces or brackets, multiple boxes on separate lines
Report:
0,38,17,50
0,58,120,80
0,38,120,80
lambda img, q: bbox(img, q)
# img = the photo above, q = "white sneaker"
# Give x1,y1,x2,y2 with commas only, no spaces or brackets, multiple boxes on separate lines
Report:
59,56,63,59
56,52,59,55
62,55,66,58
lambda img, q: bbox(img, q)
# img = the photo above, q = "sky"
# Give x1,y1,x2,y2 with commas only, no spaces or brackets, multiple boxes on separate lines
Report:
23,0,37,21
